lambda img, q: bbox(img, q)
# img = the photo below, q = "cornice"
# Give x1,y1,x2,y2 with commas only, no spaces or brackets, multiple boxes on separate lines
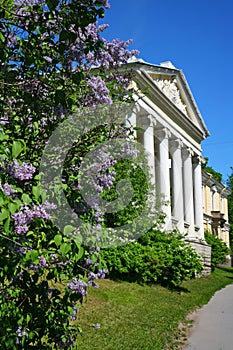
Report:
202,170,231,196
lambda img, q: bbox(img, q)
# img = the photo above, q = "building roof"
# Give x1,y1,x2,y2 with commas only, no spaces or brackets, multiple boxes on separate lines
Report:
202,169,231,197
124,58,210,142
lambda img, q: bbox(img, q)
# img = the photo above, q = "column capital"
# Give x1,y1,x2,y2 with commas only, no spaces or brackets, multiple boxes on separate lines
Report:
182,147,194,159
132,104,141,114
156,127,171,141
170,138,183,152
193,155,205,165
141,114,156,128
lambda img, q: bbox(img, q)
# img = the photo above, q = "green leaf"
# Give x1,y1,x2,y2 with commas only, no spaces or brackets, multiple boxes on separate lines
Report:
25,250,39,264
4,216,10,232
12,140,25,158
60,243,71,256
0,130,9,141
0,32,4,43
8,202,20,214
32,185,41,201
0,208,9,222
22,193,32,204
63,225,75,236
75,246,84,261
54,234,62,247
73,234,82,247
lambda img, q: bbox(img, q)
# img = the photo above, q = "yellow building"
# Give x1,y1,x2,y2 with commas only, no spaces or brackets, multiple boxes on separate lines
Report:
202,170,231,248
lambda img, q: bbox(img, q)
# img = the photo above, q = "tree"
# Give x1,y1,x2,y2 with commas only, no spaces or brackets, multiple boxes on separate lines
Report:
202,157,223,182
0,1,152,348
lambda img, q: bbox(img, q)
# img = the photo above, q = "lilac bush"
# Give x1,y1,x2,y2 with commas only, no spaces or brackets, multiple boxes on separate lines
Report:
0,0,141,349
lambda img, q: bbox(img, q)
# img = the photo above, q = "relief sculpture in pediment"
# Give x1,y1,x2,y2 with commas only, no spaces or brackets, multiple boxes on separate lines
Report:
154,78,187,115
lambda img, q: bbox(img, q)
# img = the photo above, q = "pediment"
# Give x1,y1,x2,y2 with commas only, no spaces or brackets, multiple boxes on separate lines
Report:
126,59,209,138
148,74,188,116
145,68,209,137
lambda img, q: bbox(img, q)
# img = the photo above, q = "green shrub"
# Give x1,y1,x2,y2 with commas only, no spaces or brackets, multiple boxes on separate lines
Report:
204,231,231,269
101,229,203,288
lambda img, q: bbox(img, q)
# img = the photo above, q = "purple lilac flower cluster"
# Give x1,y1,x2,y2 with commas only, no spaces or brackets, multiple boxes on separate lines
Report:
4,2,139,129
9,160,36,181
0,116,9,125
29,256,47,271
70,305,79,321
79,23,139,70
14,0,40,5
67,278,88,296
2,183,18,196
87,269,108,288
80,147,117,226
50,253,71,267
16,326,28,345
13,201,56,235
85,76,112,106
121,141,140,157
99,38,138,69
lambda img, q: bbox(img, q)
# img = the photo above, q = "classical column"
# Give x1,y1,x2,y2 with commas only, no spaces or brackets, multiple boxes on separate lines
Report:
193,156,204,238
170,139,184,232
182,147,195,236
142,115,156,186
157,127,171,228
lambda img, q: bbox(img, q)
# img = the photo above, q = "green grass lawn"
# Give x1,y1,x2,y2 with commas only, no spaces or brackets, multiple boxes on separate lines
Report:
75,267,233,350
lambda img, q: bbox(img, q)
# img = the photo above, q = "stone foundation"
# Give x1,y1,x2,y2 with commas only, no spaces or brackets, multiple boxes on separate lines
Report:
186,238,212,276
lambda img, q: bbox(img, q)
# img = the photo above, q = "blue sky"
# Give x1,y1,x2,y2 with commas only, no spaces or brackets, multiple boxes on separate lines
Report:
100,0,233,183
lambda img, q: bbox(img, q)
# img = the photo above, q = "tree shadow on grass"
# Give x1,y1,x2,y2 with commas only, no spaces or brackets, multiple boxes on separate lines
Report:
217,266,233,273
216,266,233,280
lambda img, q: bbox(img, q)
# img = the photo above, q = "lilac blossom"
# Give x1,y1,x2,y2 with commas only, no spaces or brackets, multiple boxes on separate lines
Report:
29,256,47,270
9,160,36,181
85,258,93,266
0,116,9,125
13,245,26,255
93,323,101,329
49,253,71,267
16,326,28,344
87,272,99,288
97,269,108,279
14,0,41,5
2,183,18,196
29,263,39,271
12,202,56,235
70,305,79,321
38,257,47,267
87,268,108,288
67,278,88,296
84,76,112,106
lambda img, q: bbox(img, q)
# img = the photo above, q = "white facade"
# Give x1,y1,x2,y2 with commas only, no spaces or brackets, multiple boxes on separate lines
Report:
126,59,210,244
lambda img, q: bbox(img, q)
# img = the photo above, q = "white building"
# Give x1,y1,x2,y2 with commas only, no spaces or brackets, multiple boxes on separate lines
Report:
126,59,211,271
